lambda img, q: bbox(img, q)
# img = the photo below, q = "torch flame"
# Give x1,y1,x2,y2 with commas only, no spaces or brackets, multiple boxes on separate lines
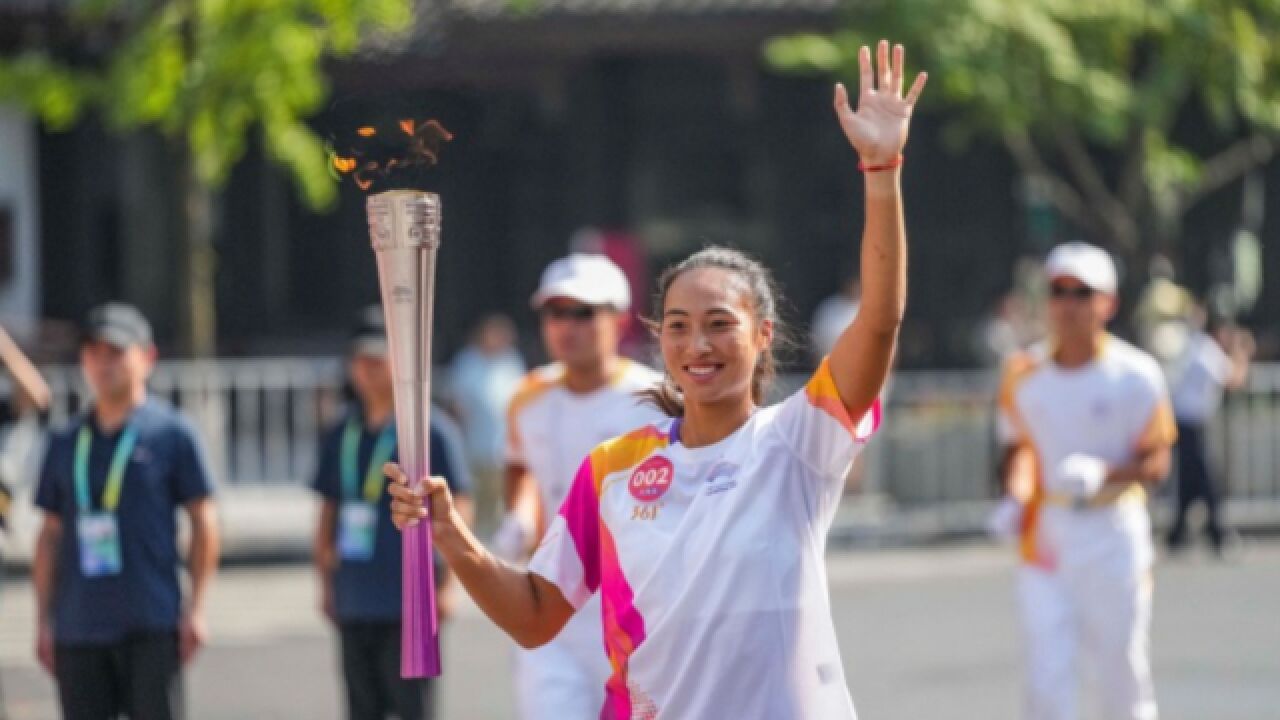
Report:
333,155,357,173
332,117,453,192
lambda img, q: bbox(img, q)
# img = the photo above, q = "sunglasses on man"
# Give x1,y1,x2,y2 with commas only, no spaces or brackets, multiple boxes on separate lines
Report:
539,304,600,322
1049,283,1096,300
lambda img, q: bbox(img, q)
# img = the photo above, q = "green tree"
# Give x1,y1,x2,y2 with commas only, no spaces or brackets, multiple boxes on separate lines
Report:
0,0,412,354
768,1,1280,277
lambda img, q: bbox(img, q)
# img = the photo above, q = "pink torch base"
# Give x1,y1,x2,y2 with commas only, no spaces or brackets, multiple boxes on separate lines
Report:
401,520,441,678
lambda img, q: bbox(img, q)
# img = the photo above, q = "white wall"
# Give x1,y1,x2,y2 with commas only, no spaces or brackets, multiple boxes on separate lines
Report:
0,105,40,341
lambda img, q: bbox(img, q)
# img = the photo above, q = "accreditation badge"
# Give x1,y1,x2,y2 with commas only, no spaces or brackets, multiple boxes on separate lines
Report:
339,502,378,562
77,512,123,578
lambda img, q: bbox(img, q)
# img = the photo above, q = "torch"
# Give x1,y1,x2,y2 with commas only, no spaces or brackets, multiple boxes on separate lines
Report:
366,189,443,678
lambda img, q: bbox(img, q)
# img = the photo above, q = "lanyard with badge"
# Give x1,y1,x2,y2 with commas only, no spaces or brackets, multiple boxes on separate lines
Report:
74,422,138,578
337,418,397,562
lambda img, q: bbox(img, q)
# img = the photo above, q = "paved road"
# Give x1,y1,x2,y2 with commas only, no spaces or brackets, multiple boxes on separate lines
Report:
3,541,1278,719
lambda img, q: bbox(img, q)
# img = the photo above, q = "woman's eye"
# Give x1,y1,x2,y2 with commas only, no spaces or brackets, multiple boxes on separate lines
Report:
664,322,687,333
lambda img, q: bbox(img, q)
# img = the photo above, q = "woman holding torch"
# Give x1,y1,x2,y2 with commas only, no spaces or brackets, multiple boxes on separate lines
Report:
388,41,925,719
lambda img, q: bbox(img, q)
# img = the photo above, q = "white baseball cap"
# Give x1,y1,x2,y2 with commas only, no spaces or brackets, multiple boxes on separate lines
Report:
530,253,631,311
1045,242,1117,294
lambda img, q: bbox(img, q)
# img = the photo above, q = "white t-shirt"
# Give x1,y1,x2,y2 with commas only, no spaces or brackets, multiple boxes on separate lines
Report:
507,358,666,664
1169,331,1232,423
507,359,665,516
529,359,881,720
998,336,1177,570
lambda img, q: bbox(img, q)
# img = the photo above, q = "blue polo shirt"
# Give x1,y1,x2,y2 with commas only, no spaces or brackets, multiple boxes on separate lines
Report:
312,405,471,623
34,398,215,645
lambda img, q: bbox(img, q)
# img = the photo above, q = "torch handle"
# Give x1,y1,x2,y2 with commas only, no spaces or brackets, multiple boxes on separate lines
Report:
402,507,441,676
394,379,442,678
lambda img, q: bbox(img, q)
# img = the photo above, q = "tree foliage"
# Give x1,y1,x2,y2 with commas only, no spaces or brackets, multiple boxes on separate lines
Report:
1,0,413,209
768,0,1280,258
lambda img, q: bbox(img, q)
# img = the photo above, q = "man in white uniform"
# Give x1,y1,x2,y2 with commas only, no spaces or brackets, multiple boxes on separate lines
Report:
998,243,1177,720
491,253,663,719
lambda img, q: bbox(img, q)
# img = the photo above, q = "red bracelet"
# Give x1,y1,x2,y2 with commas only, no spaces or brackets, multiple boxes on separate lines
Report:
858,155,903,173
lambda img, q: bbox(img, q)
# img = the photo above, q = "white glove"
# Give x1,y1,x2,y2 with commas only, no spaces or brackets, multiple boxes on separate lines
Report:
1047,454,1108,501
489,513,530,563
985,496,1023,543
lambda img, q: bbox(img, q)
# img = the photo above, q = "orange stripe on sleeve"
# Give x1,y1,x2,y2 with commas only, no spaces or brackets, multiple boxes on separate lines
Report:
997,352,1040,445
1135,400,1178,450
998,352,1038,415
588,425,672,495
505,365,563,459
804,357,882,440
1017,444,1053,570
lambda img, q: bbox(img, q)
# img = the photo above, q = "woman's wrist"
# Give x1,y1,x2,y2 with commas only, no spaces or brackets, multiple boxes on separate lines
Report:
864,168,902,197
858,154,903,172
430,504,466,548
432,502,463,535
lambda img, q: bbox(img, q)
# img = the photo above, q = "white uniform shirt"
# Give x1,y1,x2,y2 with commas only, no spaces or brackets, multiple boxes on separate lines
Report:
507,359,666,667
530,359,881,720
507,359,665,517
998,336,1177,570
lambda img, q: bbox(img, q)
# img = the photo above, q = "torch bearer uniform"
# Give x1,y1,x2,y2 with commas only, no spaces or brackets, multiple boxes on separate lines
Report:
998,336,1176,720
528,358,881,720
506,359,663,720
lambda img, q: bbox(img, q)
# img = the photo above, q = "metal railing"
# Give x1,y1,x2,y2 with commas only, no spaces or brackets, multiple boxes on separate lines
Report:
837,364,1280,539
9,357,346,487
1218,364,1280,514
5,358,1280,544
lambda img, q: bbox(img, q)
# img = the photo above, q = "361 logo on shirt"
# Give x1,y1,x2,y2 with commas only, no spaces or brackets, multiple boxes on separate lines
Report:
629,456,673,503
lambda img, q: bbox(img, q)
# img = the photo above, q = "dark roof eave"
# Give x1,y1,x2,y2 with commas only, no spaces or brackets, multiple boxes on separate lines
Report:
355,8,840,64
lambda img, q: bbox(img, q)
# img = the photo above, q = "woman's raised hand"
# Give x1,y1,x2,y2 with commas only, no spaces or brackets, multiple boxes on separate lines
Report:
833,40,927,165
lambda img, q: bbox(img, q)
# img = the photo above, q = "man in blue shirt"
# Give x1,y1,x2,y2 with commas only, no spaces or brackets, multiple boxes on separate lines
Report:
33,303,220,720
313,307,472,720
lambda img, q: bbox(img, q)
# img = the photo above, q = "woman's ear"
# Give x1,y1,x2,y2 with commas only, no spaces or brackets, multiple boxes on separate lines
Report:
757,318,775,351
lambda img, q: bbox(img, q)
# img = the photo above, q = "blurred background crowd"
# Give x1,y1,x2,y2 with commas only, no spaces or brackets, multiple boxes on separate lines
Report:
0,0,1278,717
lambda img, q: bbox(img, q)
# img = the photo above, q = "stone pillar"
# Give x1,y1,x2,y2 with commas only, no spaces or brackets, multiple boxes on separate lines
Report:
0,105,42,341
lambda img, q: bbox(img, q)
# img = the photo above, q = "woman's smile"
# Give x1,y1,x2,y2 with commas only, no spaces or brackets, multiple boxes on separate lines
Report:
682,362,726,385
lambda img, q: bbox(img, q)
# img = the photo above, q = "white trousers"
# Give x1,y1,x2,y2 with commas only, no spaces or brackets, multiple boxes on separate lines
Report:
513,595,610,720
1017,511,1157,720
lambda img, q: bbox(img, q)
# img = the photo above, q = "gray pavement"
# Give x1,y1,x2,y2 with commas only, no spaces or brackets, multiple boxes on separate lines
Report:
3,541,1278,719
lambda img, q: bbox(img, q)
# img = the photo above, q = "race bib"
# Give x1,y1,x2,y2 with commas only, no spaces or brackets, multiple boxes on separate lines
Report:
339,502,378,562
77,512,122,578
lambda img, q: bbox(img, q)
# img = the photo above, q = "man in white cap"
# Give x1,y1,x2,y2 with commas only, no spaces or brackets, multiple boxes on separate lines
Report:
491,253,663,719
996,243,1176,720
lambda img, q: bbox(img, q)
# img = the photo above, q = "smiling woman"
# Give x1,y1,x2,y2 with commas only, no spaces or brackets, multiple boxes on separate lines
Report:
641,246,784,424
388,39,926,720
